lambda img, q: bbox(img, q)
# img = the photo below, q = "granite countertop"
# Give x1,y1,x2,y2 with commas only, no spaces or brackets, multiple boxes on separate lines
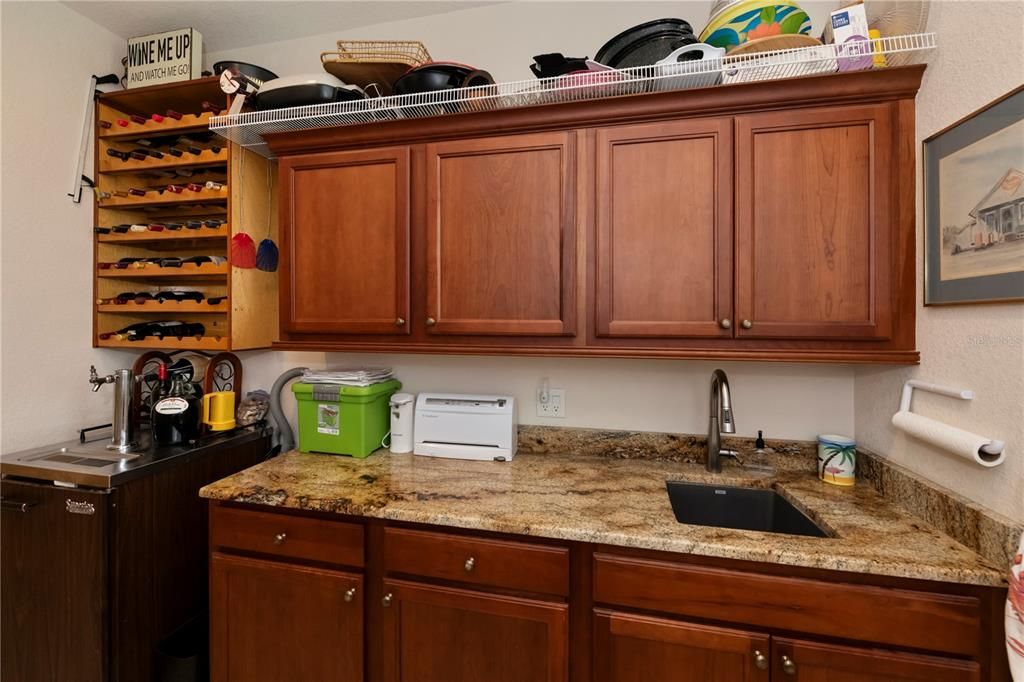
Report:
200,437,1006,587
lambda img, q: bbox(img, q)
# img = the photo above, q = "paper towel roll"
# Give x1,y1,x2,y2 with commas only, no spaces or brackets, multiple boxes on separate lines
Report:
891,411,1005,468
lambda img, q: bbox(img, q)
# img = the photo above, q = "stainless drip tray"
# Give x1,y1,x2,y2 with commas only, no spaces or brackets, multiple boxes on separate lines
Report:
31,447,142,466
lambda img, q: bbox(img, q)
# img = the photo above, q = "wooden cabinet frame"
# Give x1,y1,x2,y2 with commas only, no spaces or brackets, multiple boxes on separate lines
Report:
267,67,925,363
424,133,577,336
279,147,411,335
594,119,733,338
208,504,1012,682
735,104,894,340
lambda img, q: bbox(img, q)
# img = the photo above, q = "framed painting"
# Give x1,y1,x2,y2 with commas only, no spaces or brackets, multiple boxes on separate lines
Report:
924,84,1024,305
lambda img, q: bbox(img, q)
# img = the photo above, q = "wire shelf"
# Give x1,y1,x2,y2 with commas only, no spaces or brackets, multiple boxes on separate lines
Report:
212,33,936,158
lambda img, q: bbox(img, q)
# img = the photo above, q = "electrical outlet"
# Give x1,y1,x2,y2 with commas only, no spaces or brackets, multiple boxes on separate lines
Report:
536,388,566,419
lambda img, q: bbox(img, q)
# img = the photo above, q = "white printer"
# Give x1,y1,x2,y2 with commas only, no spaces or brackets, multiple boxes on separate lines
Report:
413,393,517,461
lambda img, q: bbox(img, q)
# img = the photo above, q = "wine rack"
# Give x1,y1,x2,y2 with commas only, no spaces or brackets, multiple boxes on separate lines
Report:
93,78,279,351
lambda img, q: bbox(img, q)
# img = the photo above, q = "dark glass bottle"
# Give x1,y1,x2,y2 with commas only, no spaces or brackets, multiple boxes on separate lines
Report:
151,362,201,445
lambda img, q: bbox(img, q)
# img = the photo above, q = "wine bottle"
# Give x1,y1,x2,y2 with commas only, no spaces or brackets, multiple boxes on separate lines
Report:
130,114,147,125
151,362,202,446
165,109,183,120
98,321,154,341
107,148,130,161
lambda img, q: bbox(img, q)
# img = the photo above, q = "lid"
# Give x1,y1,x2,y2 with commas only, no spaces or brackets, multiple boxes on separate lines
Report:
818,434,856,446
292,378,402,398
390,392,415,407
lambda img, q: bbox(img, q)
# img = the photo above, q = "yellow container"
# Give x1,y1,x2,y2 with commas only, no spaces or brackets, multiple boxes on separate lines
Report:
203,391,236,431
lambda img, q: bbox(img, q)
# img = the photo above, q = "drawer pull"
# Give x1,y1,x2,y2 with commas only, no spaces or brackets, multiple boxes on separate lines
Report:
273,532,287,545
781,655,796,675
426,317,437,326
754,650,768,670
344,587,356,603
464,557,476,572
741,319,753,329
395,318,405,326
382,593,393,607
720,318,731,329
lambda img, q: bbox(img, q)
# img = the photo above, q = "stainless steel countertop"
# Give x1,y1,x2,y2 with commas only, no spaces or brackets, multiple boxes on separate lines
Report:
1,426,268,488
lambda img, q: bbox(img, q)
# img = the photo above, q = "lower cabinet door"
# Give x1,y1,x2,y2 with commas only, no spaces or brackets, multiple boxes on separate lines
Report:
381,579,568,682
593,609,770,682
772,637,980,681
210,552,363,682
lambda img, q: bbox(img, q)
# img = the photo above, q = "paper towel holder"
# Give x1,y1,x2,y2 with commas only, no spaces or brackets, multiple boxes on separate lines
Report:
898,380,1005,457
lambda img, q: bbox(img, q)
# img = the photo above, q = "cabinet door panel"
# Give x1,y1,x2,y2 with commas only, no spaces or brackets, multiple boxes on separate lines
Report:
773,637,980,681
382,579,568,682
425,132,576,336
210,552,362,682
281,147,410,334
735,105,893,339
595,119,733,337
594,610,770,682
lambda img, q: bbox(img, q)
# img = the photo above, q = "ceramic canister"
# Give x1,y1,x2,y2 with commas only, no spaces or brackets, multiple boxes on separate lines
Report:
817,434,856,486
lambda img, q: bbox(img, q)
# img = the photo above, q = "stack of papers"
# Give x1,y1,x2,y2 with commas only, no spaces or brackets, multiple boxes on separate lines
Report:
302,367,395,387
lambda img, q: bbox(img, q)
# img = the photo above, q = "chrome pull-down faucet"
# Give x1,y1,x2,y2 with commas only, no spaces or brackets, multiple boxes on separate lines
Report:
707,369,740,472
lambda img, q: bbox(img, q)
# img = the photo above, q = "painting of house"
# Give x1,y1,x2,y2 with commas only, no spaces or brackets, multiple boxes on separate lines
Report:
938,117,1024,283
971,168,1024,242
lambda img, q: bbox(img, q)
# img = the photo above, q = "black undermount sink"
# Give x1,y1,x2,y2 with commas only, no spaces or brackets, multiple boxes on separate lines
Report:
666,481,830,538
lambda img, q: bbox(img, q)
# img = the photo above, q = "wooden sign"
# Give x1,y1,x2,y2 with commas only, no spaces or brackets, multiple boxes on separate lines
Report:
126,28,202,89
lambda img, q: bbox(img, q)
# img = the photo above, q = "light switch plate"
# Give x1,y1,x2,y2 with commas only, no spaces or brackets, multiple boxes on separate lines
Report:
536,388,565,419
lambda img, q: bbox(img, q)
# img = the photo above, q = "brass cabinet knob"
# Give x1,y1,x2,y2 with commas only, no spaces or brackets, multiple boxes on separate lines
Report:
720,319,732,329
464,557,476,572
395,317,405,326
426,317,436,326
343,587,356,603
741,319,753,329
754,650,768,670
273,532,287,545
381,593,393,607
781,655,796,675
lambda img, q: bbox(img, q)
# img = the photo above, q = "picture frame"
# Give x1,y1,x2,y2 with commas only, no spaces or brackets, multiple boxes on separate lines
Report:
923,84,1024,305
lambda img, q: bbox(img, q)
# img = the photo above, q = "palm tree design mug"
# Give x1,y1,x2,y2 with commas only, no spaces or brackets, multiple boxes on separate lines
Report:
817,435,856,486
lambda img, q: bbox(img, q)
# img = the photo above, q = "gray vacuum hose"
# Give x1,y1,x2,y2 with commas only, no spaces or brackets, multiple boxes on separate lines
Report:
269,367,308,452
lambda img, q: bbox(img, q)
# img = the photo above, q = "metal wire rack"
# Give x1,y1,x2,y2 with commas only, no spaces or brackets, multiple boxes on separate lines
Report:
211,33,936,158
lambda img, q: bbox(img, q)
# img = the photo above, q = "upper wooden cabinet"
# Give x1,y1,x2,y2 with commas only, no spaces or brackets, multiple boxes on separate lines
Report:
268,67,924,363
594,119,733,338
735,104,893,340
424,132,576,336
279,147,410,335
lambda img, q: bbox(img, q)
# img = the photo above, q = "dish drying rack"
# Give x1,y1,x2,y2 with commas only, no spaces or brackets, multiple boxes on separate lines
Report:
211,33,936,158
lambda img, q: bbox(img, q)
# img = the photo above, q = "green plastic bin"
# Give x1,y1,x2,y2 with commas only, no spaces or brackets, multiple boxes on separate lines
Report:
292,379,401,457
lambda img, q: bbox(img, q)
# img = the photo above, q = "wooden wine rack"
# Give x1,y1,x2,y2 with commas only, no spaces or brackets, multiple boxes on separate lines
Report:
93,77,279,351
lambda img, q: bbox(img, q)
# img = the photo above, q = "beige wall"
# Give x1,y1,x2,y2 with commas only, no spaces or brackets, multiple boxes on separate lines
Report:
854,1,1024,523
0,2,136,452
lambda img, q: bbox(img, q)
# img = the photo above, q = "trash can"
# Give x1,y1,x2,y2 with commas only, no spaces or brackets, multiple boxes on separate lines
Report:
155,616,207,682
292,379,401,457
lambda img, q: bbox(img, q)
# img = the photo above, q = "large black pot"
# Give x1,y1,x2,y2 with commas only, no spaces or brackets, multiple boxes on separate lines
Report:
212,61,278,83
392,62,492,96
595,18,699,68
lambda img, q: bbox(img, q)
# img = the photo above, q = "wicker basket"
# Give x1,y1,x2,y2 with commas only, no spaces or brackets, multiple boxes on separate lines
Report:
321,40,431,95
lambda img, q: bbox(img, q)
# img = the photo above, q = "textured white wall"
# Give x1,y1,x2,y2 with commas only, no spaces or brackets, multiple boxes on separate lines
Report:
0,2,136,452
854,1,1024,522
206,1,834,81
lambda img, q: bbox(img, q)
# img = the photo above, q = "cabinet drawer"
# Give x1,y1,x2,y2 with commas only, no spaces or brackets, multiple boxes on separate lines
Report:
211,505,364,568
593,553,981,656
384,527,569,597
